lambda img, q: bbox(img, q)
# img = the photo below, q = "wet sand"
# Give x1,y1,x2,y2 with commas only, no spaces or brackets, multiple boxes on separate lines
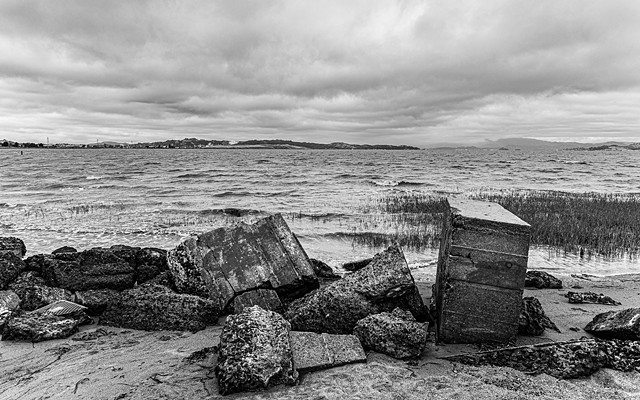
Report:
1,273,640,399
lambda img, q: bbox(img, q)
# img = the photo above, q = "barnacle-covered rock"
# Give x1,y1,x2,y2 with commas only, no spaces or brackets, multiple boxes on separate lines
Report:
354,308,427,359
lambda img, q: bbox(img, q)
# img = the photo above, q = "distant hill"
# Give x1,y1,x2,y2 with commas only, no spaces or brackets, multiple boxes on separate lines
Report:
477,138,590,150
130,138,420,150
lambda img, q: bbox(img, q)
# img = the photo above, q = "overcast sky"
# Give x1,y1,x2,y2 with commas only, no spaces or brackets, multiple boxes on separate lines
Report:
1,0,638,146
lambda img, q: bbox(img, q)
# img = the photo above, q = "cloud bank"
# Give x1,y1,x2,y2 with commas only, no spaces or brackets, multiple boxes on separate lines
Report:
0,0,638,145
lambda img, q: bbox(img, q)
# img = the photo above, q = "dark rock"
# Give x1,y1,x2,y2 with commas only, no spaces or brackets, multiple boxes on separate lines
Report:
216,306,297,395
109,245,168,284
1,309,86,342
284,245,425,334
525,271,563,289
342,258,372,272
289,331,366,373
0,290,21,333
0,252,26,289
566,291,621,305
518,297,560,336
144,270,176,290
585,308,640,340
36,248,135,291
9,271,74,311
167,214,318,311
354,308,427,359
445,339,610,379
230,289,282,314
100,284,220,332
309,259,341,279
75,288,121,315
52,246,77,255
0,237,26,258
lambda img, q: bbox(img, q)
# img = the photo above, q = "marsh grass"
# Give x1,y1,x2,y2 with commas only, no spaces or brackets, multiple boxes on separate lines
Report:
353,190,640,258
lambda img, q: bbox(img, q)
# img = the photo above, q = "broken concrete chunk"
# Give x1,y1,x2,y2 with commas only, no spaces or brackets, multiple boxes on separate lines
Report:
168,214,319,311
289,331,366,373
518,297,560,336
585,308,640,340
231,289,282,314
2,308,88,342
354,308,427,359
525,271,563,289
0,252,26,289
285,245,425,334
0,237,26,258
29,248,135,291
566,291,621,306
216,306,297,395
9,271,74,311
100,284,220,332
435,198,530,344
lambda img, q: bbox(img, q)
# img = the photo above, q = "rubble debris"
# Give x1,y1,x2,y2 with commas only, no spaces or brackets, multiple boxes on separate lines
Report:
289,331,366,373
435,198,531,343
9,271,74,311
584,308,640,340
167,214,319,311
27,248,135,291
441,338,640,379
342,258,372,272
354,308,427,359
216,306,297,395
0,236,27,258
230,289,283,314
0,252,26,289
566,291,621,306
518,297,560,336
524,271,563,289
309,259,341,279
284,245,426,334
0,290,21,333
100,284,220,332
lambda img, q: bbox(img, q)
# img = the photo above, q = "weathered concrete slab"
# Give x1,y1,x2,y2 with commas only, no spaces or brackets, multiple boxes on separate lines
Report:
216,306,297,395
231,289,282,314
354,308,427,359
168,214,318,311
289,331,366,373
435,198,531,344
585,308,640,340
284,245,426,334
0,237,26,258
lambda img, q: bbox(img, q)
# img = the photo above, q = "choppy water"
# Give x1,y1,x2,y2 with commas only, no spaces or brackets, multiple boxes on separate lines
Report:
1,147,639,277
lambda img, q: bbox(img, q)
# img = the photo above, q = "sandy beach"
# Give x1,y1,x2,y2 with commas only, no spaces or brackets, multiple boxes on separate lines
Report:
1,273,640,400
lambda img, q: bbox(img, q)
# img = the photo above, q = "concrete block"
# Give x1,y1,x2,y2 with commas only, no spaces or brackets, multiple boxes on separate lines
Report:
289,331,366,373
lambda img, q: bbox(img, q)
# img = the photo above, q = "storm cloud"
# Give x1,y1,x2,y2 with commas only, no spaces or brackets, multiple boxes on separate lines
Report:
1,0,638,145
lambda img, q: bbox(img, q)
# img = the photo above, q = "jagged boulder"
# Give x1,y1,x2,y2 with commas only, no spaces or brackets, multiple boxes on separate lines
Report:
108,245,168,284
585,308,640,340
216,306,297,395
9,271,74,311
1,309,87,342
75,288,121,315
518,297,560,336
0,237,26,258
28,248,135,291
0,252,26,289
52,246,77,255
99,284,220,332
284,245,426,334
230,289,283,314
167,214,318,311
0,290,21,333
525,271,563,289
354,308,427,359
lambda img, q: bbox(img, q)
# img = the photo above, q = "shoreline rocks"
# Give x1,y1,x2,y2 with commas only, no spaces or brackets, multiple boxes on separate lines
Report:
354,308,427,359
